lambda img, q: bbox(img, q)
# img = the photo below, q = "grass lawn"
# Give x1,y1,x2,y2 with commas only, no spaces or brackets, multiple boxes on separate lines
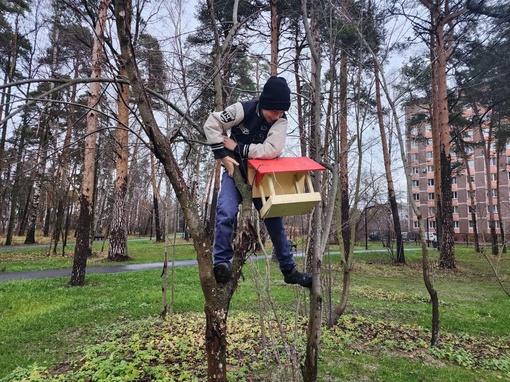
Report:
0,237,509,381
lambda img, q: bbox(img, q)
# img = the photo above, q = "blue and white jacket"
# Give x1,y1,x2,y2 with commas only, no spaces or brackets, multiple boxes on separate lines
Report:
204,100,288,175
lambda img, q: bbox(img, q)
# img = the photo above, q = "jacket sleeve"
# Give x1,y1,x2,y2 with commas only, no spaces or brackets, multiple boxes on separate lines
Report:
204,103,245,160
244,118,287,159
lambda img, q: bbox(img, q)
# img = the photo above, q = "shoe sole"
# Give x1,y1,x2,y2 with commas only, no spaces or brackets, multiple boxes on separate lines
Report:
214,265,231,283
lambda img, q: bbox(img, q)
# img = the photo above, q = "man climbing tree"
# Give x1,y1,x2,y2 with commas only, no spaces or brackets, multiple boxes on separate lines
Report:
203,76,312,287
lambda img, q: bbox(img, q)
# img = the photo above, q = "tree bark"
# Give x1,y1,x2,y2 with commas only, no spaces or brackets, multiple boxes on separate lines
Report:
424,0,459,269
301,0,322,379
70,0,109,285
374,59,405,264
109,63,130,260
150,154,163,242
269,0,279,76
114,1,255,380
52,74,78,255
339,50,350,259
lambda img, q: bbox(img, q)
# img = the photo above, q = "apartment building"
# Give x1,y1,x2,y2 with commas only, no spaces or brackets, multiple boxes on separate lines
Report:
406,106,509,241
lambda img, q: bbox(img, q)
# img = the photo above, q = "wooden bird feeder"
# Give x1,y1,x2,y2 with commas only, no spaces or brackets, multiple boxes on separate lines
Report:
247,157,325,218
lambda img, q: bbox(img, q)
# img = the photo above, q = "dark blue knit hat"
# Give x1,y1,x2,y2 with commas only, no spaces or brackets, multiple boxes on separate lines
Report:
259,76,291,111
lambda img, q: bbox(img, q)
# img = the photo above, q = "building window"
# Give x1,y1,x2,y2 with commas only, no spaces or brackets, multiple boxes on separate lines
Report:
453,206,459,214
428,220,436,229
490,157,497,166
411,140,418,148
451,177,456,185
425,124,432,132
491,189,498,197
412,167,419,174
487,205,499,213
428,207,435,216
466,130,473,139
427,138,432,145
413,193,420,201
489,221,500,229
469,220,475,228
467,190,475,199
453,221,459,229
491,173,497,181
452,191,458,199
412,180,419,187
468,205,476,214
428,193,435,200
428,178,435,186
468,160,474,168
410,127,418,136
411,153,418,161
413,221,420,228
426,151,433,160
427,165,434,173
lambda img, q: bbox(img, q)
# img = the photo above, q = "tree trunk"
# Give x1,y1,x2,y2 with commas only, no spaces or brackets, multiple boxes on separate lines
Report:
269,0,279,76
43,207,51,237
424,8,445,338
0,14,20,235
374,59,404,264
339,50,350,259
153,195,163,242
370,37,441,346
25,15,60,244
52,78,77,255
293,43,307,157
150,154,163,242
496,152,505,253
428,1,456,268
462,145,480,252
24,176,43,244
114,1,257,380
108,64,130,261
301,0,322,379
70,0,109,285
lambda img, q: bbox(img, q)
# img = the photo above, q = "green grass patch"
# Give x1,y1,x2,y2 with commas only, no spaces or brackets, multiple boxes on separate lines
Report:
0,242,509,381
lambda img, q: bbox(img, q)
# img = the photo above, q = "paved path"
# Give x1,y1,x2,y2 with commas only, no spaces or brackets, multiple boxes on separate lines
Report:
0,247,424,282
0,260,199,281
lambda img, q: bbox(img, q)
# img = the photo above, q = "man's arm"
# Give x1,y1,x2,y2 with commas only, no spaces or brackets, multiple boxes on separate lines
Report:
243,118,287,159
203,103,245,160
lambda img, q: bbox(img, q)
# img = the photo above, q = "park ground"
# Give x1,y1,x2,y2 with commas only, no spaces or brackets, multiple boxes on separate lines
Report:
0,236,509,381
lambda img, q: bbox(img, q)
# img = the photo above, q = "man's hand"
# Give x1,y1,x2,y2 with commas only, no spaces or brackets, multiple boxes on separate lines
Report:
221,156,239,177
223,136,238,151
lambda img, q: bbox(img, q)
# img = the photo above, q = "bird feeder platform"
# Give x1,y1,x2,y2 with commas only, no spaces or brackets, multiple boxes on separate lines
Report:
247,157,325,218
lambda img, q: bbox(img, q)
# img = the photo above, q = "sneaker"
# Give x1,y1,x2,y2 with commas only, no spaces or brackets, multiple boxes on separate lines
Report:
214,263,231,283
283,267,312,288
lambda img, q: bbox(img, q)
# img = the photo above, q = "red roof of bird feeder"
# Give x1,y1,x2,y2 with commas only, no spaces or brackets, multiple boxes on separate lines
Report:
247,157,325,186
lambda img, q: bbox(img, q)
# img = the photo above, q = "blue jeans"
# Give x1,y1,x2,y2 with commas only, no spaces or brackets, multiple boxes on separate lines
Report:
213,171,295,273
